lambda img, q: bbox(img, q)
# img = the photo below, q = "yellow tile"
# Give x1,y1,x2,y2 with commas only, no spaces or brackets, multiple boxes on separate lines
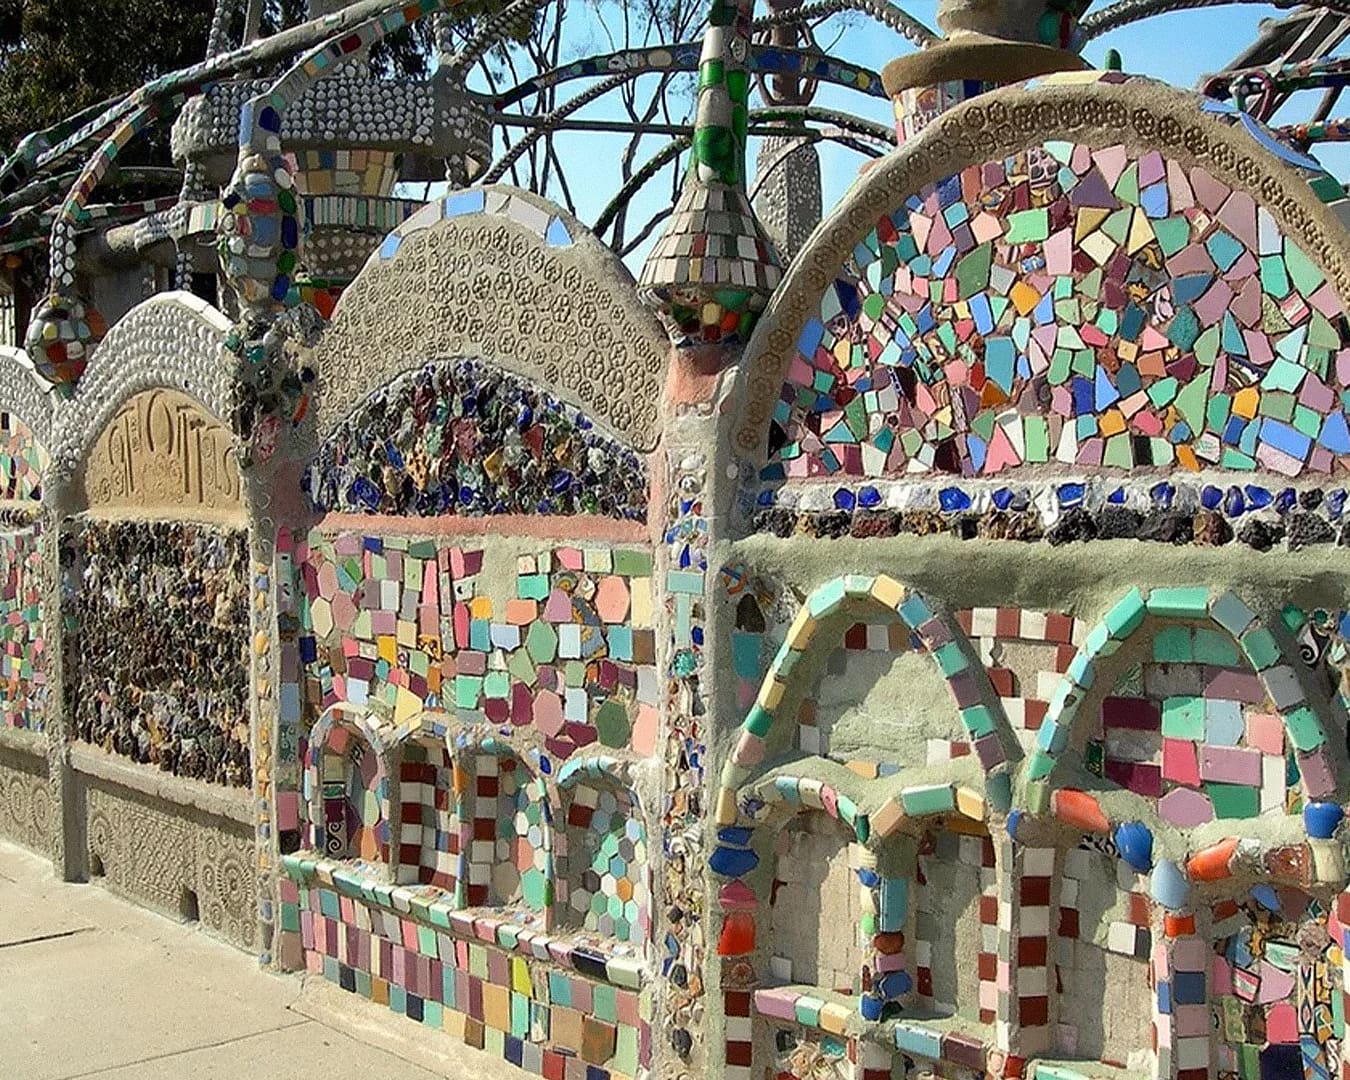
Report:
756,676,786,711
869,575,907,612
955,787,987,821
786,606,818,649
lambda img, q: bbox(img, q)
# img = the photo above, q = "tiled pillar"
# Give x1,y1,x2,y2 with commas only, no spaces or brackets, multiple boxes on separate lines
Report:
863,837,915,1020
1000,841,1055,1060
1339,890,1350,1080
1154,910,1210,1080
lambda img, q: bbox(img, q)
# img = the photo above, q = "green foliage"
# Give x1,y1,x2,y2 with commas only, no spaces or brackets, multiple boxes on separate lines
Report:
0,0,214,153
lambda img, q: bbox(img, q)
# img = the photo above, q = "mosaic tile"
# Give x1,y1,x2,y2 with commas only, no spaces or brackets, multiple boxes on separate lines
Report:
292,532,658,760
304,359,647,520
0,412,45,502
764,142,1350,489
0,524,43,730
69,520,250,785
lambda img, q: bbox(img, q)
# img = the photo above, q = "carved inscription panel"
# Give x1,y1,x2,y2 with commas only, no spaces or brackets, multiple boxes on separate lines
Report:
82,390,241,513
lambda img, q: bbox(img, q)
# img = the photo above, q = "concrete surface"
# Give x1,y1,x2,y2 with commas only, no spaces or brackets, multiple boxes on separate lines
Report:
0,840,526,1080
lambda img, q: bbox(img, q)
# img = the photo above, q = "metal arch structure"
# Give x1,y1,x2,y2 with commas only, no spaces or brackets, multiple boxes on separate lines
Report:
0,0,918,271
15,0,1350,327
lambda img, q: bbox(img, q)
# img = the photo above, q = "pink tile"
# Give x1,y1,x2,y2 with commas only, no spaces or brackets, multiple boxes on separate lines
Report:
753,989,800,1020
1159,787,1213,827
1173,1004,1210,1038
1297,748,1337,799
1199,745,1262,786
1246,713,1284,755
1163,739,1200,786
1266,1002,1298,1044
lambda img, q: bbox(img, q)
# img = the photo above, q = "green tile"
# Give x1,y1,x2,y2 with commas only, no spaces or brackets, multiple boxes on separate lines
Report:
1193,627,1241,666
793,995,825,1027
593,984,618,1022
1206,782,1260,819
1104,587,1147,639
1240,627,1282,670
900,784,956,816
1162,697,1205,740
934,641,969,676
745,704,773,736
1152,625,1193,663
1284,705,1326,752
961,704,996,739
1147,587,1210,619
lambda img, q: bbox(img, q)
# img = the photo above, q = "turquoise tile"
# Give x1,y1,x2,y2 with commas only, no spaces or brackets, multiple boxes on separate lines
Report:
1104,587,1147,639
901,784,956,816
1240,627,1282,670
1147,586,1210,619
1162,697,1205,740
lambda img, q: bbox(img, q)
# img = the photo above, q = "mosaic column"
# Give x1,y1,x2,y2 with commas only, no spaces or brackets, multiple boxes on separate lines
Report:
40,498,74,879
1148,858,1204,1080
999,839,1056,1062
862,838,916,1021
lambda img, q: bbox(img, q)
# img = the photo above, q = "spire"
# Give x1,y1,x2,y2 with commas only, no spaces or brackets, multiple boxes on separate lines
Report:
637,0,783,348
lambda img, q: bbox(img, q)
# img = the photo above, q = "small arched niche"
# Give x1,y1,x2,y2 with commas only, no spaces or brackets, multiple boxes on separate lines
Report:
767,809,868,994
557,775,650,947
1066,607,1320,824
910,823,994,1022
1054,840,1155,1070
458,747,550,911
393,734,458,891
313,719,389,865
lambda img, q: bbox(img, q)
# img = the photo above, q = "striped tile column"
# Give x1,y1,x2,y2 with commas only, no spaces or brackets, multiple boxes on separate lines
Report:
1003,842,1055,1058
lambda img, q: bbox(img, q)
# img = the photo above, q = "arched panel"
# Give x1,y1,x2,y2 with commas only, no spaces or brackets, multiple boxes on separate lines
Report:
309,186,669,452
1027,587,1336,817
303,357,647,521
729,75,1350,511
51,291,234,484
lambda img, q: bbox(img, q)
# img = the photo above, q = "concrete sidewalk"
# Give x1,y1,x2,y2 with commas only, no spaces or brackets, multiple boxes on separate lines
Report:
0,840,521,1080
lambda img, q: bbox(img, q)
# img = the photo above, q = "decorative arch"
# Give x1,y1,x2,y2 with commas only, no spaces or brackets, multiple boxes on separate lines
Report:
49,291,234,484
1025,587,1338,807
303,703,395,868
726,74,1350,486
308,185,668,452
717,574,1013,833
554,754,651,947
0,347,54,460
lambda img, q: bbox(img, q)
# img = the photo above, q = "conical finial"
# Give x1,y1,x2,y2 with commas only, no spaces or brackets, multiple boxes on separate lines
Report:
638,0,783,348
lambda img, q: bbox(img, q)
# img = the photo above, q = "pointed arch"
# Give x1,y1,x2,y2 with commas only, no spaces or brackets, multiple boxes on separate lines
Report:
1025,587,1338,804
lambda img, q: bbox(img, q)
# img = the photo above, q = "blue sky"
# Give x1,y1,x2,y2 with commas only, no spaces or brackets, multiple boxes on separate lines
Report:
471,3,1341,267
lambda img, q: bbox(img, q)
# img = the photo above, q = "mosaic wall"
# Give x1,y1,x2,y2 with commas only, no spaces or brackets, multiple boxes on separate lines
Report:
762,142,1350,490
1212,893,1342,1080
1085,623,1298,825
0,526,44,729
282,870,650,1079
290,532,659,759
0,411,45,502
304,359,648,521
69,520,251,786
